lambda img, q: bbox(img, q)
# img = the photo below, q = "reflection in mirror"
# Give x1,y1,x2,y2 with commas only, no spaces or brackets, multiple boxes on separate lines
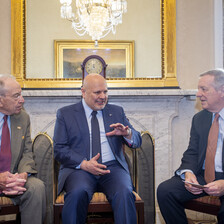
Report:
11,0,178,88
26,0,160,79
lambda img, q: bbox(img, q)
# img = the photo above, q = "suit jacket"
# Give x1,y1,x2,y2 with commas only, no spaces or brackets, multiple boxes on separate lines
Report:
53,101,142,194
10,110,36,174
177,109,218,176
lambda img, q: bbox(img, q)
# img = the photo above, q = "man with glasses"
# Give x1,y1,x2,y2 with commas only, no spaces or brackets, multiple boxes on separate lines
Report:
0,74,46,224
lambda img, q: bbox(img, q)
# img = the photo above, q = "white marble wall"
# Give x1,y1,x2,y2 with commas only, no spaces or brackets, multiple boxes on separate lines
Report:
23,89,210,224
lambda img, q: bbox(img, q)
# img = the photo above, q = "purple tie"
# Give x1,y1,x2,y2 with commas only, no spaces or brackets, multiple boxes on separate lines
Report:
0,115,12,172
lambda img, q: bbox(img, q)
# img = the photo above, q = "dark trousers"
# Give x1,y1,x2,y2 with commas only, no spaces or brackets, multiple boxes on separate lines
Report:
157,172,224,224
62,160,137,224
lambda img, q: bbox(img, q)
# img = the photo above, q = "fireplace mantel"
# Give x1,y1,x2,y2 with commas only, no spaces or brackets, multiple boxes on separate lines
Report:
22,88,197,98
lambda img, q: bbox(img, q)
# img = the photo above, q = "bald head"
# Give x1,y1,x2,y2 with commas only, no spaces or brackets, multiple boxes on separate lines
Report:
81,74,108,111
82,73,107,89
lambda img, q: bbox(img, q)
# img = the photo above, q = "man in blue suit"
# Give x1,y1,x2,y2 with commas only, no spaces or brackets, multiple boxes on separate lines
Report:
157,69,224,224
53,73,142,224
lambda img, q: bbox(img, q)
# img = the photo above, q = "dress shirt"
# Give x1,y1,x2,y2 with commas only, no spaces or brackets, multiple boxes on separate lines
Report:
0,112,11,152
82,99,115,163
177,108,224,178
82,99,133,163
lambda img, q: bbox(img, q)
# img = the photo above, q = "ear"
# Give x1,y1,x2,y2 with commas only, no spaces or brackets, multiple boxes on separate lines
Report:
81,87,85,97
219,85,224,98
0,96,3,107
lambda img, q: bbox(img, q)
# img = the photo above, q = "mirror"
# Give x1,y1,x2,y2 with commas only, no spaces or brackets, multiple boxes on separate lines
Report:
11,0,178,88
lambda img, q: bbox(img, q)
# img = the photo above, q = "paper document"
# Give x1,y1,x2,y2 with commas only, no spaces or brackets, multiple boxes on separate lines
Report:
183,180,207,189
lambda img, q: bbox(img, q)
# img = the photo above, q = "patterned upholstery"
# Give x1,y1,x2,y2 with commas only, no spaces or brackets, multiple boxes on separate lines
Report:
0,197,13,205
55,191,142,204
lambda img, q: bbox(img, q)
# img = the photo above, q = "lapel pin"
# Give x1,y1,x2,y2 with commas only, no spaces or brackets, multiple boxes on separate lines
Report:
109,114,112,116
17,126,21,130
22,136,24,139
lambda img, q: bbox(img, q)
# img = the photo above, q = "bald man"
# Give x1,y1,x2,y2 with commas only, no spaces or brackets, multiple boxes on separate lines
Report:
53,74,142,224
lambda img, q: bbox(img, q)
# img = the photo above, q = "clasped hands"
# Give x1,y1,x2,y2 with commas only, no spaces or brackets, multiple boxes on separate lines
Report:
0,171,27,195
184,172,224,196
81,123,131,176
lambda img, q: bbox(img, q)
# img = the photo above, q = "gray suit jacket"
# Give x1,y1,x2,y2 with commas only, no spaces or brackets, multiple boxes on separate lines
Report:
10,109,36,174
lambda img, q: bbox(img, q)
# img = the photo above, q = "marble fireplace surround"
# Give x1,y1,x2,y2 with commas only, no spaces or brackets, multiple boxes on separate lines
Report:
23,89,198,223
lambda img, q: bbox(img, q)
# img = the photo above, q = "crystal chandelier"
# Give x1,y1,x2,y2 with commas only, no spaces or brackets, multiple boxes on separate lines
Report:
60,0,127,46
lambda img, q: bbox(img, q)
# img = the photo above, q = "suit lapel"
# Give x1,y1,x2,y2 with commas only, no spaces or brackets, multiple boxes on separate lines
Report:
10,114,23,171
102,106,113,133
74,102,90,159
102,106,115,152
199,112,212,164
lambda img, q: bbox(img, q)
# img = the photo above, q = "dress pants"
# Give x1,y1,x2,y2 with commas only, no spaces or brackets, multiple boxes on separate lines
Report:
11,176,46,224
62,160,137,224
157,172,224,224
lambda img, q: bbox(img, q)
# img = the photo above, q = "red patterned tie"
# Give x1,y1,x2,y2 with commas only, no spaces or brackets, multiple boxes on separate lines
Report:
204,113,220,183
0,115,12,172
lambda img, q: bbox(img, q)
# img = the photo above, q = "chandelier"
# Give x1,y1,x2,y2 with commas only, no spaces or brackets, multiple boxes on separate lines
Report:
60,0,127,46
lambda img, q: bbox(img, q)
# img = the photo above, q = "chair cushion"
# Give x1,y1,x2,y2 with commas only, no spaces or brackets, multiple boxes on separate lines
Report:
55,191,142,204
0,196,13,205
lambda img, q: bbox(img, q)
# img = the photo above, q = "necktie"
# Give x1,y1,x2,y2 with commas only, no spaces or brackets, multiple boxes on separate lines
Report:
91,111,102,163
204,113,220,183
0,115,12,172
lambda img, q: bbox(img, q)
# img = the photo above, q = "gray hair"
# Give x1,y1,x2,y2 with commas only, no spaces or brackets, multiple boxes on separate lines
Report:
0,74,16,96
200,69,224,90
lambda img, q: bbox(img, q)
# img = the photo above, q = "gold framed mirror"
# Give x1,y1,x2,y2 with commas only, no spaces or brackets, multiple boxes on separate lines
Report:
11,0,178,88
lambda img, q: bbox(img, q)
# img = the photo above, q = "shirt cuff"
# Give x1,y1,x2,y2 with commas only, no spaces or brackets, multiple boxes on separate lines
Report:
76,159,87,169
176,169,193,180
124,137,133,146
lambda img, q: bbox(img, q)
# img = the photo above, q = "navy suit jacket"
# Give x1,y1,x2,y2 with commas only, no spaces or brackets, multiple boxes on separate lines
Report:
177,109,224,176
53,101,142,194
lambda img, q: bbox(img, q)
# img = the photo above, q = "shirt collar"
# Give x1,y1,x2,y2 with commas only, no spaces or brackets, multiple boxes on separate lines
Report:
217,108,224,120
82,99,103,118
0,112,6,121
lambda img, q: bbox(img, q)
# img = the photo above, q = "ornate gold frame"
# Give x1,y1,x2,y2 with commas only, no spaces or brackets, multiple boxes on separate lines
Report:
55,40,134,79
11,0,178,88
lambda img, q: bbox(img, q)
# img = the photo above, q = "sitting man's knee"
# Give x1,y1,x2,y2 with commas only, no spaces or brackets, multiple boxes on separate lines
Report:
157,181,170,201
26,177,45,199
66,188,90,202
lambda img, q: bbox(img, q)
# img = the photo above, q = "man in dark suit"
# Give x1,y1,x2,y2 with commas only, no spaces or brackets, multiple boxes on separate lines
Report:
0,74,46,224
157,69,224,224
53,73,142,224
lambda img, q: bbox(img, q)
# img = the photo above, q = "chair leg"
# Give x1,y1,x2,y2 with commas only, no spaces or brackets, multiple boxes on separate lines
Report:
136,202,144,224
54,205,62,224
16,213,21,224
